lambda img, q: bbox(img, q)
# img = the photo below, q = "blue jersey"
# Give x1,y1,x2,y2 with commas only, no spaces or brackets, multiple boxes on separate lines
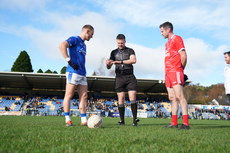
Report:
66,36,86,76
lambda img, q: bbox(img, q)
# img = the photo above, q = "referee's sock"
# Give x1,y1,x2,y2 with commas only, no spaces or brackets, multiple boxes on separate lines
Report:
118,104,125,123
131,100,137,122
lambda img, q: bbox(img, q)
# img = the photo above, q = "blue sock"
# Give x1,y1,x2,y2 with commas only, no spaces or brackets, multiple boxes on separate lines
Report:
64,112,70,116
80,113,86,117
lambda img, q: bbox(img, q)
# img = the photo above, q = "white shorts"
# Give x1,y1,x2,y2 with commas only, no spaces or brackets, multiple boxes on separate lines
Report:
66,72,87,86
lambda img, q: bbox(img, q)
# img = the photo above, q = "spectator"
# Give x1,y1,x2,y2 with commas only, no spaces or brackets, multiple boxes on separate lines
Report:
224,51,230,103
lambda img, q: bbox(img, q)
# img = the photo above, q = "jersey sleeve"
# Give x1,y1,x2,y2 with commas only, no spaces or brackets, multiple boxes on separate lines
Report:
109,50,116,61
66,36,78,47
129,48,135,55
175,36,185,52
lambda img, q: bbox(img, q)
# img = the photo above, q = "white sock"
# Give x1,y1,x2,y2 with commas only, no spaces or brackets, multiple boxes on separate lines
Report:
81,117,87,123
65,116,71,123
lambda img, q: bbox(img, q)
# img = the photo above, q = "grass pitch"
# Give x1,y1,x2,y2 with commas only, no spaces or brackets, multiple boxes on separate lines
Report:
0,116,229,153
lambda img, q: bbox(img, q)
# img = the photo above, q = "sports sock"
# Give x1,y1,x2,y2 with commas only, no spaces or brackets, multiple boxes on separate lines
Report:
81,113,87,123
118,104,125,123
171,115,178,125
182,115,189,126
64,112,71,123
130,100,137,122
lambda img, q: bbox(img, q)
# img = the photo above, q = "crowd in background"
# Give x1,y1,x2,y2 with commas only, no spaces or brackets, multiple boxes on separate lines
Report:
1,96,230,120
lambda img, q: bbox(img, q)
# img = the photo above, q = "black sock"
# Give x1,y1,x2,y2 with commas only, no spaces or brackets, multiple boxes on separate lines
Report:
131,101,137,122
118,104,125,123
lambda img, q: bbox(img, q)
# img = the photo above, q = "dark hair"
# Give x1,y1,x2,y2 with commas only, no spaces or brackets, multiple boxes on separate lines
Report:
82,24,94,30
116,34,126,40
159,21,173,32
224,51,230,56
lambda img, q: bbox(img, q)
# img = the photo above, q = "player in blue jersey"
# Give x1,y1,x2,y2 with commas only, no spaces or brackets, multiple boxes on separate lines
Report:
59,25,94,126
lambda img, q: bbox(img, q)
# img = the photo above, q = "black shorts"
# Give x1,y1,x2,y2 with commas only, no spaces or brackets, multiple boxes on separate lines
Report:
115,74,137,92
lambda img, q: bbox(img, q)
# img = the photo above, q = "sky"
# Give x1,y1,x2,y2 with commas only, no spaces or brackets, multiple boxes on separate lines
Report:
0,0,230,86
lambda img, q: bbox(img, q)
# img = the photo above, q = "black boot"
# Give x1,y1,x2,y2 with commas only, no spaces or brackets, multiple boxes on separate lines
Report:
118,104,125,125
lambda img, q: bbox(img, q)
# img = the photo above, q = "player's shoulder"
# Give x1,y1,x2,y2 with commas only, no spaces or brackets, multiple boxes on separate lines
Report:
125,47,135,52
124,46,132,50
66,36,78,43
171,35,184,45
125,47,135,54
111,48,118,53
68,36,78,40
174,35,184,41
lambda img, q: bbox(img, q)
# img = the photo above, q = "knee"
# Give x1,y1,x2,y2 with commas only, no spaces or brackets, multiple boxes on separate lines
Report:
118,97,125,103
64,92,74,100
168,96,176,102
81,92,88,101
175,95,185,102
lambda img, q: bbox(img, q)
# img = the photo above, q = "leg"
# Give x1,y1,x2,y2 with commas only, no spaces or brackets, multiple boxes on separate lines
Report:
117,92,125,125
77,85,88,114
173,85,190,129
128,90,139,126
63,83,76,112
173,85,188,115
77,85,88,125
63,83,76,126
166,87,179,127
164,72,178,127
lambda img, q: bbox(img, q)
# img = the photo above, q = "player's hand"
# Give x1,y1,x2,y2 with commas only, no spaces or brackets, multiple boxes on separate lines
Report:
184,74,188,82
67,59,79,70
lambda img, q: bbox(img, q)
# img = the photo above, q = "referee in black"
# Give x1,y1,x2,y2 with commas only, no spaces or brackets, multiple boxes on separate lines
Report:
106,34,139,126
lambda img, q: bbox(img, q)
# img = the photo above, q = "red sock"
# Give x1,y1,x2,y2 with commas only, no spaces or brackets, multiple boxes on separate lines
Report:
171,115,178,125
183,115,189,126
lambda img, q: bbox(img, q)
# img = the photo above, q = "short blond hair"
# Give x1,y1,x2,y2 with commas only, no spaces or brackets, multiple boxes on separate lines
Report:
82,24,94,31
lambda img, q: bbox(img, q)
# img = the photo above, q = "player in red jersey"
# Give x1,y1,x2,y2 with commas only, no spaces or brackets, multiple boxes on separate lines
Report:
159,21,190,130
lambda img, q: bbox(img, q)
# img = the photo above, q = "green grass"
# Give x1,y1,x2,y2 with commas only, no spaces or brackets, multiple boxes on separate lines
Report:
0,116,229,153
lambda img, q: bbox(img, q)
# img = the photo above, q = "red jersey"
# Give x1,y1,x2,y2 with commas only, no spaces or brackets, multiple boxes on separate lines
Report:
165,35,185,72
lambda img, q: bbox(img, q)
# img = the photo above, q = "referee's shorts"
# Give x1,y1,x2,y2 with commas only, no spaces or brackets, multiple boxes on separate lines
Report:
115,74,137,92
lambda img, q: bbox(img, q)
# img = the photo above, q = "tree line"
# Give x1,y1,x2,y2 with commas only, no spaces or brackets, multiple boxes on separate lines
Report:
184,83,227,105
11,50,66,74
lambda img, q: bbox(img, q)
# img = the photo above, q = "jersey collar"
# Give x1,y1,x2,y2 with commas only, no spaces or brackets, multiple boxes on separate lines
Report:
77,36,84,43
170,34,175,39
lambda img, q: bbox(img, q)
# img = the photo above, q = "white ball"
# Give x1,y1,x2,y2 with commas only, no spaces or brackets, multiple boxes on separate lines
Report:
87,115,103,128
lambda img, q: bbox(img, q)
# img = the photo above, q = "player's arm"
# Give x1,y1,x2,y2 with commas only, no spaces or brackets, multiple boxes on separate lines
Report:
59,40,79,70
59,40,69,59
180,49,187,69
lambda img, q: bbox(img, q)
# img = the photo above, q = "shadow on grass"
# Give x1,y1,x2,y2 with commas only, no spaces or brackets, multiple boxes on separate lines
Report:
106,123,230,129
194,125,230,129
